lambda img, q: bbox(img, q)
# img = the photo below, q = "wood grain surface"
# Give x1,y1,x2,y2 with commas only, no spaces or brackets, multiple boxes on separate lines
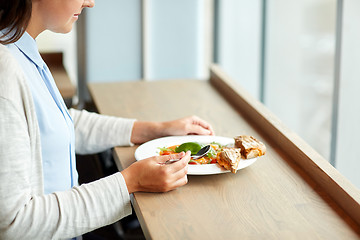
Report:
88,72,360,239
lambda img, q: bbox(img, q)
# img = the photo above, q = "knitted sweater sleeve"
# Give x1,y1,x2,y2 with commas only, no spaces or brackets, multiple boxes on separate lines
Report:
0,94,132,240
69,109,136,155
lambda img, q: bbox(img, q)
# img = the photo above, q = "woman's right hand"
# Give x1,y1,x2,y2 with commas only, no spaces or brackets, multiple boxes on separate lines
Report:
121,151,191,193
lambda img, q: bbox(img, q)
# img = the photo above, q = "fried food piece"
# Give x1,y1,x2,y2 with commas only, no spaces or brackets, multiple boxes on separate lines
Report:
217,148,242,173
234,135,266,159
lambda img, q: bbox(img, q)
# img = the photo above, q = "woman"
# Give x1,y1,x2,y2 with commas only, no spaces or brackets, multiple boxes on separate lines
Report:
0,0,214,239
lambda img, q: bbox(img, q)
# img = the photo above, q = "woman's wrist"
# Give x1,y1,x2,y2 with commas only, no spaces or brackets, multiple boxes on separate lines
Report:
131,121,166,144
121,166,139,194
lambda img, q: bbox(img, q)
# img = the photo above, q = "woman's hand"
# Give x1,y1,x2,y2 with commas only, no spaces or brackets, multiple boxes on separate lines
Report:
121,151,191,193
161,115,214,136
131,116,215,144
163,116,214,135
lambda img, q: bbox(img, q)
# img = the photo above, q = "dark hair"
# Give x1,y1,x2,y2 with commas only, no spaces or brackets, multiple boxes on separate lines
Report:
0,0,32,44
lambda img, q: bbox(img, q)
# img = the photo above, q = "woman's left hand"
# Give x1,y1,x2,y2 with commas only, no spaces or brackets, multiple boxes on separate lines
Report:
161,115,214,136
131,115,214,144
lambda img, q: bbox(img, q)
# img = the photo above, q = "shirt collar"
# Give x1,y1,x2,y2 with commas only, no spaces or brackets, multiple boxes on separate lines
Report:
14,31,45,69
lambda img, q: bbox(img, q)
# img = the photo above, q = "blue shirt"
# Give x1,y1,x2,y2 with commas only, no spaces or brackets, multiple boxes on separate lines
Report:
6,32,78,194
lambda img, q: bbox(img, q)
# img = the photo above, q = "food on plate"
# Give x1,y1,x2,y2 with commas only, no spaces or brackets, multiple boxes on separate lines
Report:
217,148,242,173
159,142,223,165
234,135,266,159
175,142,202,155
158,135,266,172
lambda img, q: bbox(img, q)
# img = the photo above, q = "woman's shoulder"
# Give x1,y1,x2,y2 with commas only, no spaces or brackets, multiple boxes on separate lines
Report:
0,44,29,100
0,43,24,77
0,43,18,65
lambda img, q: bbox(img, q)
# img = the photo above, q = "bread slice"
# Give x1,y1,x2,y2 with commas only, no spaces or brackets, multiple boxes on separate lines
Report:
234,135,266,159
217,148,242,173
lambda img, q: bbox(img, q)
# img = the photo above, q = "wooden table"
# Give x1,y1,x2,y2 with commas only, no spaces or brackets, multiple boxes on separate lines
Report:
88,65,360,239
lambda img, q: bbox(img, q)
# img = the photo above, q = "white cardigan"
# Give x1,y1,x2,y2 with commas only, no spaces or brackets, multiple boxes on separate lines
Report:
0,44,135,239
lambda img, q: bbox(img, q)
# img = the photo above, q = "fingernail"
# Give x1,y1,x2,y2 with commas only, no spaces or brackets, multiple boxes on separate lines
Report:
179,151,185,156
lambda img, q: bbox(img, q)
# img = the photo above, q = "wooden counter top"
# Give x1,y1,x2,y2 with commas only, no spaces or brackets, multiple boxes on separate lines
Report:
88,65,360,239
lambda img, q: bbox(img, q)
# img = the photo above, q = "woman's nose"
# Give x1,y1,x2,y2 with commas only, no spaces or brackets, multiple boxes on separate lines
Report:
83,0,95,8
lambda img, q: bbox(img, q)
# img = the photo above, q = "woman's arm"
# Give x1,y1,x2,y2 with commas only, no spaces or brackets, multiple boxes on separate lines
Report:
0,97,132,239
0,98,190,239
71,109,214,153
69,109,136,154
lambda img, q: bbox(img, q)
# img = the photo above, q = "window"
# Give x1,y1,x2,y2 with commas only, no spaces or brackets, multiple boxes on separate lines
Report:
335,0,360,188
215,0,360,188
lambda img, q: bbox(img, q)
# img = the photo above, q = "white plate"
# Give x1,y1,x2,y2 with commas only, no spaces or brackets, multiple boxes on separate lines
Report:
134,135,257,175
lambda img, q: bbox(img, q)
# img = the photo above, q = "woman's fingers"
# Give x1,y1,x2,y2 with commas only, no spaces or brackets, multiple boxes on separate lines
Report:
190,116,215,135
187,124,213,135
161,115,215,137
172,174,189,189
156,151,190,191
160,162,188,191
166,151,190,173
122,150,190,193
157,151,186,164
169,162,188,181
